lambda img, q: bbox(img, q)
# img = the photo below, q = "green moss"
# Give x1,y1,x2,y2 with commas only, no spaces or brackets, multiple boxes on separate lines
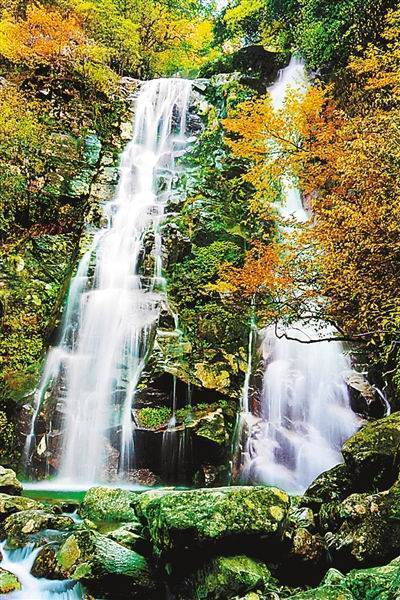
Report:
137,407,171,430
79,487,140,522
0,568,21,594
178,555,273,599
342,412,400,490
134,486,290,558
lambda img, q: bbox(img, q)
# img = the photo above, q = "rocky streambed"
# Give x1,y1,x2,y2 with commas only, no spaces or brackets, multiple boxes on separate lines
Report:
2,412,400,598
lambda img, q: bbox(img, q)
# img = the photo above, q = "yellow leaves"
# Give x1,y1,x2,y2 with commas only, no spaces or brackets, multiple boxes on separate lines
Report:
0,5,85,66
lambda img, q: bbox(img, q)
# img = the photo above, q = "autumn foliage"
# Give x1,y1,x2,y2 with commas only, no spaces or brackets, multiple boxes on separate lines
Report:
222,7,400,377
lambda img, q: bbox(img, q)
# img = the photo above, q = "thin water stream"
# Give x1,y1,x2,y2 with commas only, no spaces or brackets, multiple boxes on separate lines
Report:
237,57,359,493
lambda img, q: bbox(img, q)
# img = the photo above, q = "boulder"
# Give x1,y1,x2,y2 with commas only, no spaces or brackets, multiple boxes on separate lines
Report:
0,494,43,522
288,584,354,599
289,556,400,599
343,556,400,599
291,528,326,565
4,510,74,547
31,544,66,579
175,555,274,599
79,486,139,522
56,529,157,598
0,467,22,496
323,482,400,566
106,522,148,554
342,412,400,491
0,568,21,594
303,464,354,509
134,486,290,560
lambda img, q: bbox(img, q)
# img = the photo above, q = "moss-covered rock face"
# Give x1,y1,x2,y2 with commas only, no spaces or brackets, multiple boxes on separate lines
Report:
4,509,74,547
0,567,21,594
0,466,22,496
176,555,274,599
134,486,290,560
342,412,400,491
56,529,157,598
79,487,140,522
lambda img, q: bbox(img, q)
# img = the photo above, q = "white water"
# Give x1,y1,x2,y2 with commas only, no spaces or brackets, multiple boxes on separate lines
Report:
239,57,359,494
0,542,82,599
26,78,192,484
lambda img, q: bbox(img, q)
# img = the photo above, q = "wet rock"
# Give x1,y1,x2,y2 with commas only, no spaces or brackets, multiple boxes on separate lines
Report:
106,522,148,554
175,555,274,599
302,464,355,509
289,556,400,599
31,544,66,579
0,467,22,496
323,481,400,566
343,556,400,598
4,510,74,547
128,469,161,487
288,584,354,599
342,412,400,491
0,567,21,594
0,494,43,522
56,529,157,598
79,487,140,522
134,486,290,561
192,409,228,446
344,371,386,418
291,528,326,565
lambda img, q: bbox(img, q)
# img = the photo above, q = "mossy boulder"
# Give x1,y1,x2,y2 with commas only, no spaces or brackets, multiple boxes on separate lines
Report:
0,568,21,594
192,409,228,445
288,585,354,599
56,529,156,598
323,482,400,565
176,555,274,599
0,493,43,522
303,464,354,509
290,557,400,599
343,556,400,599
134,486,290,560
0,467,22,496
342,412,400,491
79,486,140,522
4,510,74,547
106,522,147,553
31,544,66,579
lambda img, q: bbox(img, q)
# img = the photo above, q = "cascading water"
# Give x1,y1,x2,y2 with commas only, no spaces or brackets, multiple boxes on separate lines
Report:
0,542,82,599
238,57,359,494
25,78,192,484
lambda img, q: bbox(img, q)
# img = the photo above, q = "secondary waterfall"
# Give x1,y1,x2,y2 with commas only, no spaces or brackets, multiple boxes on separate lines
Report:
25,78,192,484
239,58,359,494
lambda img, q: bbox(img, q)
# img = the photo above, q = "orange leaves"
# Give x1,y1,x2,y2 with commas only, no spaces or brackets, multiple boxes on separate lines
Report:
0,5,86,67
218,241,290,301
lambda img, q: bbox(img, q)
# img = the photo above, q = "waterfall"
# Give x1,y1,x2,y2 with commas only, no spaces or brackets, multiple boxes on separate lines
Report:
238,57,359,494
26,78,192,484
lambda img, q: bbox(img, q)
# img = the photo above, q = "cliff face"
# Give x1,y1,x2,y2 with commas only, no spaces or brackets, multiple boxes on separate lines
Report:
0,73,136,468
2,52,288,484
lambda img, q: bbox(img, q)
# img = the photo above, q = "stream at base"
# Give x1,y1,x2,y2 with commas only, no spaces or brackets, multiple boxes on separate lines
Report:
0,542,82,600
